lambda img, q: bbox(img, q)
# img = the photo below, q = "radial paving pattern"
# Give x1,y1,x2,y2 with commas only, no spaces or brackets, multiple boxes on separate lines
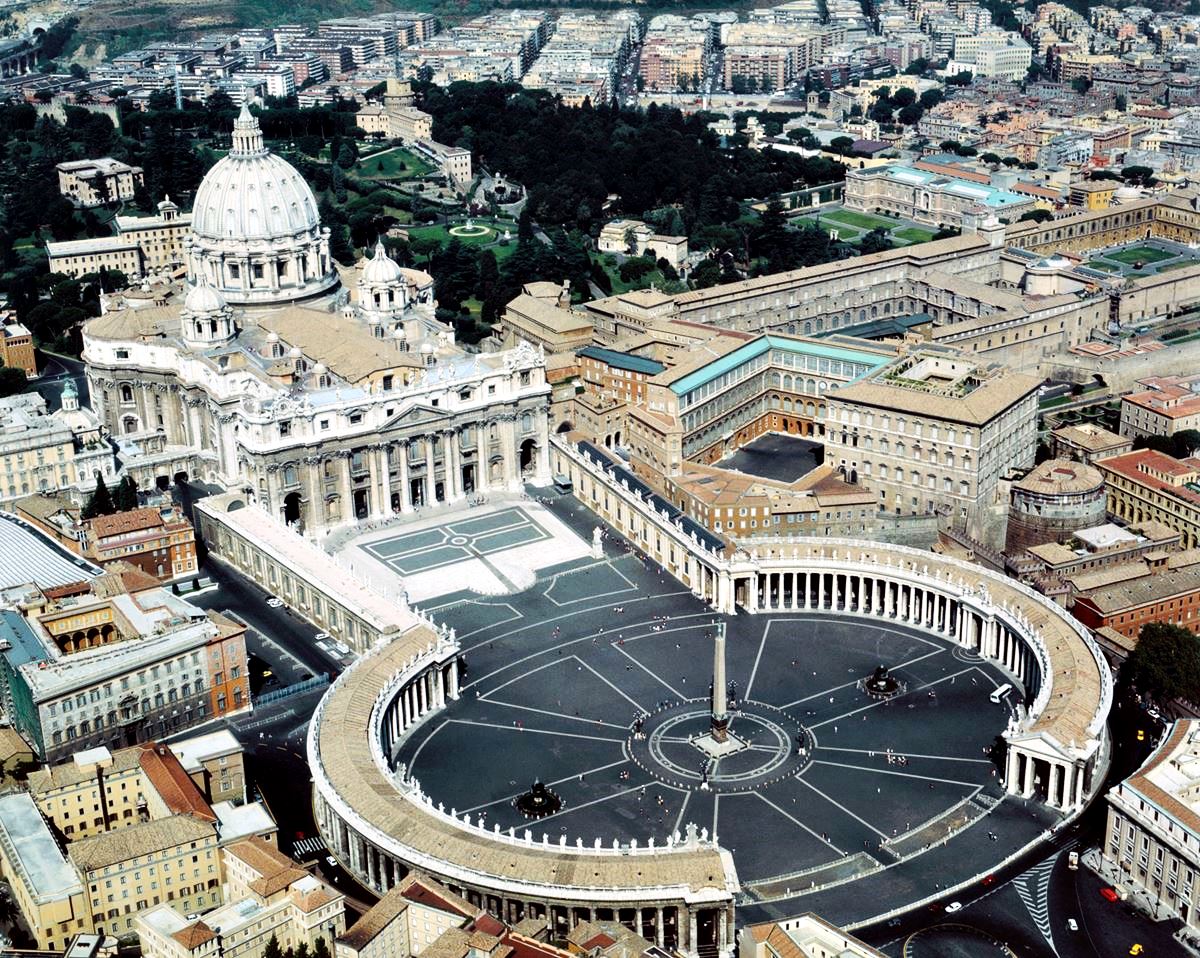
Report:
397,546,1018,896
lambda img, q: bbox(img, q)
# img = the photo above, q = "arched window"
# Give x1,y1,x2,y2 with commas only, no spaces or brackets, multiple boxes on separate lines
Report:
120,384,134,403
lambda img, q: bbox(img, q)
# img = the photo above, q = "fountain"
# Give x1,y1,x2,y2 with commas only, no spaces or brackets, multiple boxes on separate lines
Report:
862,664,904,700
513,780,563,819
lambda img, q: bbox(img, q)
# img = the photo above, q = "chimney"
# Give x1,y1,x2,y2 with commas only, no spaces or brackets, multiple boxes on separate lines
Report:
558,280,571,309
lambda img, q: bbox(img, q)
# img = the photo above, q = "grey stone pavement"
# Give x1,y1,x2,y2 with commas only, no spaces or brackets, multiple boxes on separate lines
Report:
389,491,1065,927
182,486,1187,953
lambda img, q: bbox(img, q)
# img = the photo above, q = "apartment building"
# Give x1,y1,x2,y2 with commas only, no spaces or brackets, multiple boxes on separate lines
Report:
0,737,267,948
1120,375,1200,440
664,461,879,541
87,506,198,583
496,282,594,355
0,791,87,950
336,873,482,958
69,806,220,936
0,314,36,378
1069,551,1200,639
1050,422,1133,464
138,839,344,958
169,729,247,806
739,915,884,958
0,558,251,762
48,198,193,281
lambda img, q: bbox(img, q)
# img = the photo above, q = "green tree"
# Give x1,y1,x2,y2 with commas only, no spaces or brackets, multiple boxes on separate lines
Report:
114,475,138,512
264,936,283,958
858,227,893,255
1019,208,1054,223
1071,77,1092,94
1124,623,1200,708
82,475,115,520
1121,165,1156,187
0,364,25,397
829,136,856,156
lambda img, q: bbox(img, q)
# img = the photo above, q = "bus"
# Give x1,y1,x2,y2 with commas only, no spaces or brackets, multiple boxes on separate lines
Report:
990,684,1012,705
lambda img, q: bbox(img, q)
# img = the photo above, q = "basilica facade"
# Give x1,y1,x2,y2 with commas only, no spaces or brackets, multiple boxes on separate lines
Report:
82,105,551,533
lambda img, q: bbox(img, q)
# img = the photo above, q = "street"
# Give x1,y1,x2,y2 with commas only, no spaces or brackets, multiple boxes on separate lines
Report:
862,692,1187,956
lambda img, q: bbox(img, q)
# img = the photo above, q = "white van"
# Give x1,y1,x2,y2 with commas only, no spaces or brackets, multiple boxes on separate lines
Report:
990,684,1012,705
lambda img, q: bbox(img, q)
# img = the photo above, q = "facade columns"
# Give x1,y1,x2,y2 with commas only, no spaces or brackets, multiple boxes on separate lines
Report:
398,443,412,512
380,446,393,514
305,461,323,531
338,455,352,523
425,437,437,505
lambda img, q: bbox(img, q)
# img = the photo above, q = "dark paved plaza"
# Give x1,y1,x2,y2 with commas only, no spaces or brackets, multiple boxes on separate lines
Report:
390,495,1053,925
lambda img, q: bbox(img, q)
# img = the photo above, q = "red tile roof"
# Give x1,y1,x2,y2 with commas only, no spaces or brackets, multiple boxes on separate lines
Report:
139,744,217,822
475,915,505,937
89,507,166,538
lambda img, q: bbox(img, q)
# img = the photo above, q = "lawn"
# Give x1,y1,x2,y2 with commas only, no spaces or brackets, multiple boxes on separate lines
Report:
356,148,435,181
1106,245,1177,266
600,259,665,294
792,217,860,239
893,227,935,245
1085,260,1121,273
406,222,512,249
823,208,895,232
1157,260,1200,273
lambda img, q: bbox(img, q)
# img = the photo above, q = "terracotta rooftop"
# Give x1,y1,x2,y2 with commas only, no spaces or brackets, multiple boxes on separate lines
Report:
338,885,409,951
89,507,166,538
172,920,217,949
139,744,217,822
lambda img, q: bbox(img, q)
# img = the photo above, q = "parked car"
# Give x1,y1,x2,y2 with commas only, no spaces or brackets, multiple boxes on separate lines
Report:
266,597,284,608
1067,919,1078,932
945,902,962,913
1100,887,1119,902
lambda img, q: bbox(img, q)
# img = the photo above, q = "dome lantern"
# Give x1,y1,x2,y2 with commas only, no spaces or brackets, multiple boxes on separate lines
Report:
231,103,267,156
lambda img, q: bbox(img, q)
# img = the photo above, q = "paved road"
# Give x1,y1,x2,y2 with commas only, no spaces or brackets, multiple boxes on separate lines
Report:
863,693,1186,956
183,563,378,914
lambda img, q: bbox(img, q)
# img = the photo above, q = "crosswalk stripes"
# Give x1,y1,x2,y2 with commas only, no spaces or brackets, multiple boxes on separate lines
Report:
1014,840,1078,958
292,837,327,859
1015,858,1057,956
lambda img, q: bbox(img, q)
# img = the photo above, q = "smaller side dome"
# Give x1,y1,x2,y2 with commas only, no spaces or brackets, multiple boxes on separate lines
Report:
183,274,227,316
361,240,404,285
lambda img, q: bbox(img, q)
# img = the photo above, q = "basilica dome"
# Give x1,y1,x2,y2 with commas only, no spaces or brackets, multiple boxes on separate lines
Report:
186,104,337,306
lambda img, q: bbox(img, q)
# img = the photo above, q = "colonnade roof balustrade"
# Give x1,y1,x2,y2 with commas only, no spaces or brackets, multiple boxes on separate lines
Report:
310,621,739,906
733,539,1111,755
